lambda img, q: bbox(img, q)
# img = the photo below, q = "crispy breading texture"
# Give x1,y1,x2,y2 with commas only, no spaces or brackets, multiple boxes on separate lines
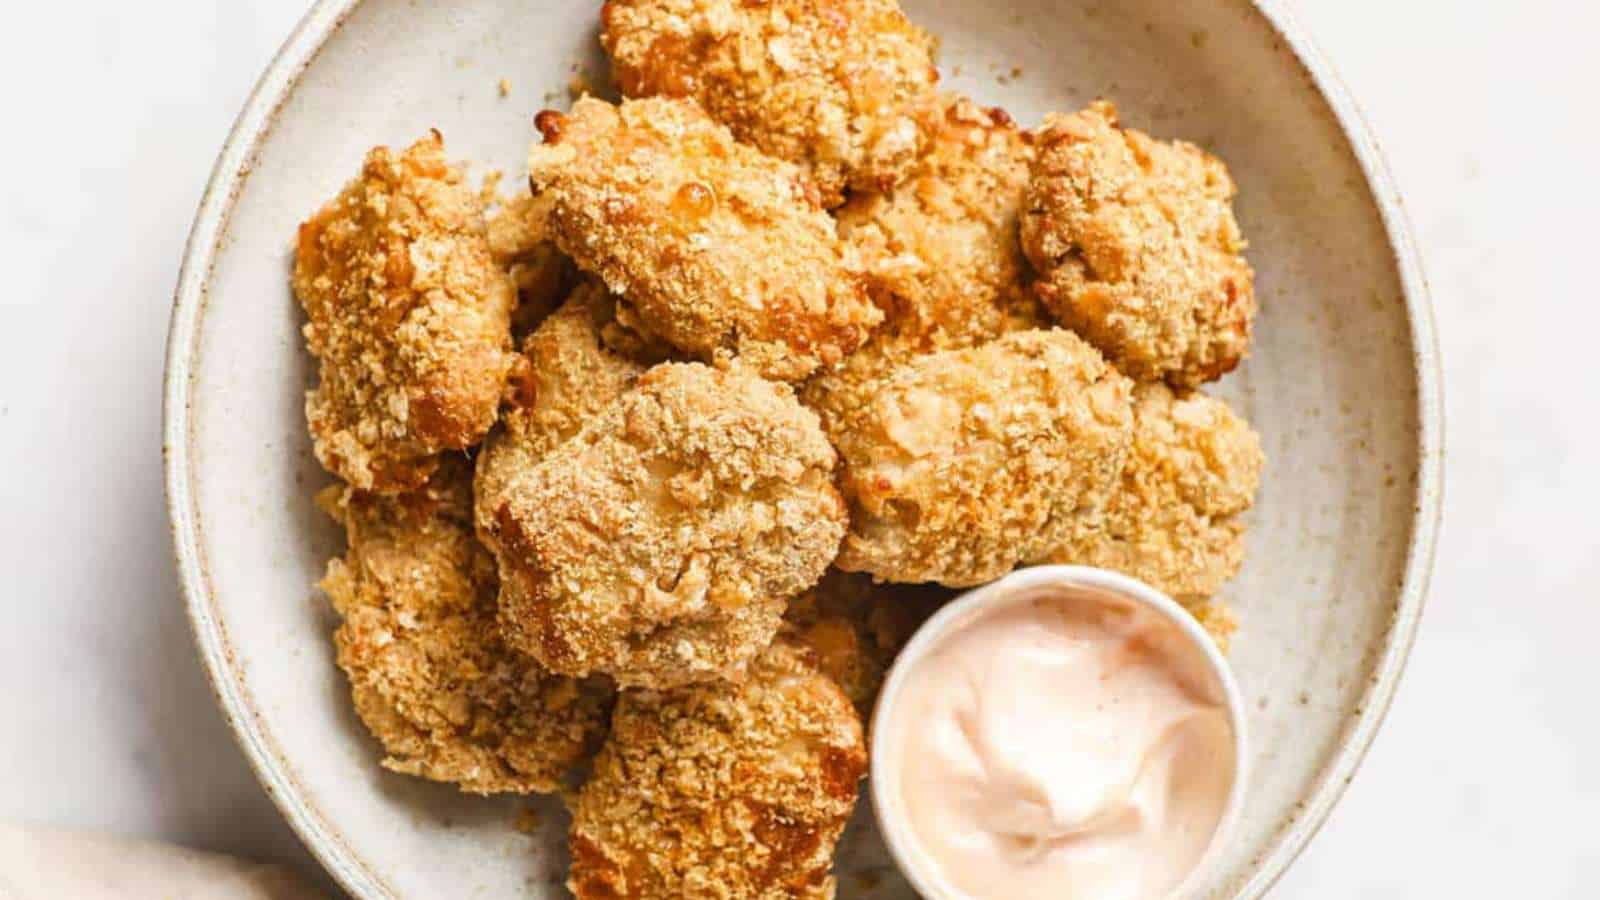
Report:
837,96,1041,349
294,132,516,491
1045,382,1263,650
569,641,867,899
806,96,1044,435
527,96,881,382
1191,601,1240,655
317,458,613,795
832,329,1135,587
473,282,666,546
781,569,949,712
490,362,847,688
485,189,577,338
600,0,941,207
1020,101,1256,387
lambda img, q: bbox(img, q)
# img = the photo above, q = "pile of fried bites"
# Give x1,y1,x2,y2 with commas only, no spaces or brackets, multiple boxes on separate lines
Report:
291,0,1265,896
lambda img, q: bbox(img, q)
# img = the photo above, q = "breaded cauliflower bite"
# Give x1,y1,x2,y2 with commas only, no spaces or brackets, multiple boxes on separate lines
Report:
1021,101,1256,387
473,282,661,546
294,132,516,491
832,329,1135,587
568,640,867,899
1046,382,1263,649
317,458,614,794
782,569,950,712
600,0,941,207
806,96,1044,435
528,96,881,382
489,362,847,688
837,96,1041,349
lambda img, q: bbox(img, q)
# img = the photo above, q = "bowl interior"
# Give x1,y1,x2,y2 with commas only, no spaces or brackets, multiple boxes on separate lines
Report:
171,0,1433,896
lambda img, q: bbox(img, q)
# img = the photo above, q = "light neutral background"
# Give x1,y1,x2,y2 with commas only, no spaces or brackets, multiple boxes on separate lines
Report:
1,1,1594,896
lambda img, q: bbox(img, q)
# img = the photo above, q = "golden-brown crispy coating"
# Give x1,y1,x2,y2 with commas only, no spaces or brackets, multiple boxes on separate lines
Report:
837,96,1042,349
568,640,866,899
781,568,949,712
473,282,663,547
1190,601,1240,655
485,189,577,338
317,457,613,795
490,362,847,688
600,0,941,207
805,96,1045,435
527,96,881,382
1045,381,1262,650
831,329,1135,587
1021,102,1256,387
294,132,516,491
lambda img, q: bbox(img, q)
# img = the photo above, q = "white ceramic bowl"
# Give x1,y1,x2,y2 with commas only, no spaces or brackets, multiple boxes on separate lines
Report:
870,565,1249,900
164,1,1441,897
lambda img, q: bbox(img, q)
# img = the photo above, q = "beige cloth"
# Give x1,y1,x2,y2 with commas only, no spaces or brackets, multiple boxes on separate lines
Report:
0,825,328,899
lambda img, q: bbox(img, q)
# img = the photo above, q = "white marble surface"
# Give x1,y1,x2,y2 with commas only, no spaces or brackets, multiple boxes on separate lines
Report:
0,0,1594,896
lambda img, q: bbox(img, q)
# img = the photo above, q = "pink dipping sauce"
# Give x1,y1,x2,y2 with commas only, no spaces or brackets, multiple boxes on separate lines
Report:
878,585,1236,900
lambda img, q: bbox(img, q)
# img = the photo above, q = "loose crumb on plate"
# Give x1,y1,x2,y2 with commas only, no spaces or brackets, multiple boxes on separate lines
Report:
514,806,543,835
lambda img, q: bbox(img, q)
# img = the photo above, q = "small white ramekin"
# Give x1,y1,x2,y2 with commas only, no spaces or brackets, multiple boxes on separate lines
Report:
869,564,1250,900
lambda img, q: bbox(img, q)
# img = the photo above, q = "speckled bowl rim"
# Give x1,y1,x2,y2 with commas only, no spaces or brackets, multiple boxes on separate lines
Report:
162,1,1443,897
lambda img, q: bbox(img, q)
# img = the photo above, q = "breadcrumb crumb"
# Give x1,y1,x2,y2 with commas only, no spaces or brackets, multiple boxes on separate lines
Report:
514,806,542,834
